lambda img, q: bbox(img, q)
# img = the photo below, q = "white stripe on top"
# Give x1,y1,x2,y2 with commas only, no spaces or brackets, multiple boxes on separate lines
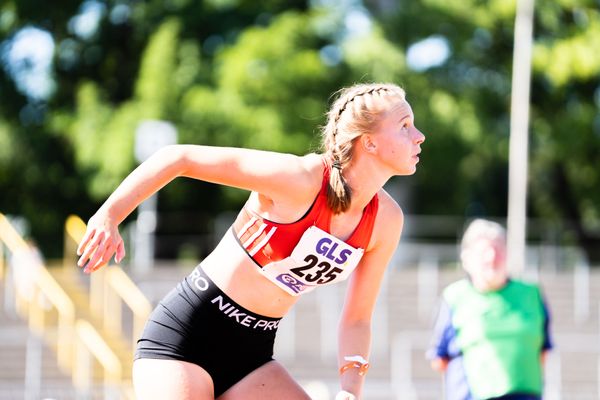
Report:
243,222,268,248
248,226,277,257
237,216,258,238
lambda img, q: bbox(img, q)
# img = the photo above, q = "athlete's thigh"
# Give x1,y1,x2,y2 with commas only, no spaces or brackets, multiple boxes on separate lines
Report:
133,358,214,400
217,360,310,400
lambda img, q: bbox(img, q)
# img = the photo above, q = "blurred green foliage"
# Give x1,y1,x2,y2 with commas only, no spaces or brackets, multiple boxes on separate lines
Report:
0,0,598,259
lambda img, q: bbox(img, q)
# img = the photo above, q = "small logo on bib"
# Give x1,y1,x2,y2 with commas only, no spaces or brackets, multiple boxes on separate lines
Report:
275,273,308,294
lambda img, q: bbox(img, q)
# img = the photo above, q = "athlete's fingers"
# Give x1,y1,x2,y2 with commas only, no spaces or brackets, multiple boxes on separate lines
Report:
86,254,109,274
86,240,115,273
82,237,109,273
78,238,100,268
78,231,105,267
85,259,107,274
115,239,126,264
84,245,112,274
88,243,116,273
76,227,96,256
97,241,116,268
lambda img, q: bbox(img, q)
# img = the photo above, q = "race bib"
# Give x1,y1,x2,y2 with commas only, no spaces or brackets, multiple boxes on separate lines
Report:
260,226,364,296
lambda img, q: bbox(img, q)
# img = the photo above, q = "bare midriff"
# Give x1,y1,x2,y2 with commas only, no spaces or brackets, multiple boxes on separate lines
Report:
200,229,301,318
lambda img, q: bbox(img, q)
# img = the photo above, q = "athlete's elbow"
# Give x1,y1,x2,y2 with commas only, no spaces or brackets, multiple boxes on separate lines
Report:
159,144,190,176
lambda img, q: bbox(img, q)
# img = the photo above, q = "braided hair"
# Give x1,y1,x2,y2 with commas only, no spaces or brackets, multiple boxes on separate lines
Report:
321,83,406,214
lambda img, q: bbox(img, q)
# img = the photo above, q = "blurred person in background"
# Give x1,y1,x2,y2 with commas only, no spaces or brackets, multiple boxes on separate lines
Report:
427,218,553,400
76,82,425,400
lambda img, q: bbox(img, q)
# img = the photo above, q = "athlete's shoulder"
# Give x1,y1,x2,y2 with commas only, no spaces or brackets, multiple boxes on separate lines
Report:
376,188,404,224
298,153,326,184
271,153,326,200
370,188,404,247
298,153,327,173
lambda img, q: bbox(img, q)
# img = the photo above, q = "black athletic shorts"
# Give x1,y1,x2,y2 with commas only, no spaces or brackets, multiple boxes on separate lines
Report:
135,265,282,397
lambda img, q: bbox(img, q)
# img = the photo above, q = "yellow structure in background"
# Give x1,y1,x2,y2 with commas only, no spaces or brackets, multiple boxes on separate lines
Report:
0,212,151,399
64,215,152,351
0,213,76,371
74,320,123,395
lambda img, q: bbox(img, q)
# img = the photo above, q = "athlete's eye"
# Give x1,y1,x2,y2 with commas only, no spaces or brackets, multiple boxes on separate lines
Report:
398,116,413,131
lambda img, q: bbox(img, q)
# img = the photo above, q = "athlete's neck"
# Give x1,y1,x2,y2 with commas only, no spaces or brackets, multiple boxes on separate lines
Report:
342,158,389,212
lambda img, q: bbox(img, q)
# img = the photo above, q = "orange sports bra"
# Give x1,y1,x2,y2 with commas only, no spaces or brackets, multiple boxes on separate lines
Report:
231,161,379,267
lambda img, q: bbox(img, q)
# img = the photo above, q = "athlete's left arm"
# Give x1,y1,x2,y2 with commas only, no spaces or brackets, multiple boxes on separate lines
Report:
336,192,404,398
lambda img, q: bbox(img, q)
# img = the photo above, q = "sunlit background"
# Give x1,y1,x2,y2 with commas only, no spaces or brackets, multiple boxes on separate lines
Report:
1,0,599,399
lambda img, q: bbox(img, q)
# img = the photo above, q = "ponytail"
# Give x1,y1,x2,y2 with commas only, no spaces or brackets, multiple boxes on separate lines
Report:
327,159,352,214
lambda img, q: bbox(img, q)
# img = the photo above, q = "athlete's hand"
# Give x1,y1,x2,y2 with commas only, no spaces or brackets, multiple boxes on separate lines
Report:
335,390,356,400
77,211,125,273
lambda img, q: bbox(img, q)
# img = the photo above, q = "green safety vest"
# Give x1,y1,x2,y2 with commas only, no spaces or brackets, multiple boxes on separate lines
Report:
443,279,545,399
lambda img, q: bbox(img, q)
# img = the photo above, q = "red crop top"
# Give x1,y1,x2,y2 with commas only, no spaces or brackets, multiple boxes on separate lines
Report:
232,161,379,267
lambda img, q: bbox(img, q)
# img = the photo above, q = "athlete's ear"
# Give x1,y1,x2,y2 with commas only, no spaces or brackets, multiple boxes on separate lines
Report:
360,134,377,153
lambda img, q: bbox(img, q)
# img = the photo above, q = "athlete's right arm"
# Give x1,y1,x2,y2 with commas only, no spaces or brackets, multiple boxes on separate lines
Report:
77,145,320,273
178,144,321,205
77,145,188,272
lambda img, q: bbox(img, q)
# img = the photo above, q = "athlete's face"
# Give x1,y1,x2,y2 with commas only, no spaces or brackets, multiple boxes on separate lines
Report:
370,100,425,175
462,236,508,291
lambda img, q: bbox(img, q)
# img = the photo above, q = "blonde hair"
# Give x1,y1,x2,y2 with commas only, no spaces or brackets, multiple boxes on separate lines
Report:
461,219,506,252
321,83,406,214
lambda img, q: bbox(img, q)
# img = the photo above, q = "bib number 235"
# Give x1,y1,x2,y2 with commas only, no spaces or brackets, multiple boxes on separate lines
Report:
290,255,343,284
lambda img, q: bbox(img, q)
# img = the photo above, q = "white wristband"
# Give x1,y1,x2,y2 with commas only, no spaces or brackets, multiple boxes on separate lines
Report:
344,355,368,364
335,390,356,400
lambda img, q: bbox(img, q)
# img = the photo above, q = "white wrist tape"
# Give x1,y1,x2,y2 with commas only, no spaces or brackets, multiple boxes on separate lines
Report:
344,355,368,365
